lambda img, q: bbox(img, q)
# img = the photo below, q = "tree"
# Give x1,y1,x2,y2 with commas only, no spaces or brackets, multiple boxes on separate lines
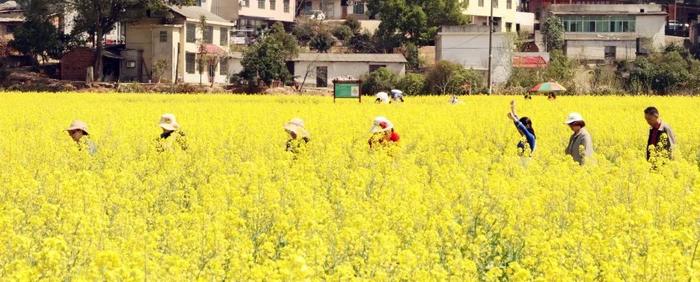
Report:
9,20,72,65
309,28,335,53
368,0,468,48
65,0,195,81
267,22,299,59
197,16,207,85
240,31,295,87
542,15,564,52
348,31,377,53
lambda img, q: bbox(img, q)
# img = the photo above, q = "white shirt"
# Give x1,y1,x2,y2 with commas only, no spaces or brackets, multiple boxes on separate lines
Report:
375,92,390,104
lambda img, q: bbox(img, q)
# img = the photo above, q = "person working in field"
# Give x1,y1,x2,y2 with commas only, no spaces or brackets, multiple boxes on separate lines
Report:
375,91,390,104
564,112,594,165
284,118,310,154
157,113,188,151
644,106,676,161
66,120,96,154
390,89,405,103
507,101,536,156
368,116,400,148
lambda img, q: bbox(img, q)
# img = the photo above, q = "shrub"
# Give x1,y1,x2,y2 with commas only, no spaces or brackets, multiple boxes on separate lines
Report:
396,73,426,95
332,25,354,43
425,61,482,95
361,67,397,95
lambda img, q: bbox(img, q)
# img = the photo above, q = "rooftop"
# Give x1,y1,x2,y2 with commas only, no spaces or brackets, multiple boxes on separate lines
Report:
170,5,234,25
293,53,408,63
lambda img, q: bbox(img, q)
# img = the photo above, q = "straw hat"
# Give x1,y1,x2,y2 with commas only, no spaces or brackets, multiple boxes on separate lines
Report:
284,118,309,138
370,116,394,133
564,112,585,125
66,120,89,135
159,113,180,131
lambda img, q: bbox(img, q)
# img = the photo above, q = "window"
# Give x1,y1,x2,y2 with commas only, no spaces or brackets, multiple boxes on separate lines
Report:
203,26,213,44
126,61,136,68
369,65,386,73
186,24,196,43
604,46,616,60
159,31,168,42
506,22,512,32
220,27,228,46
507,0,512,9
492,0,498,8
478,0,484,7
353,3,365,14
270,0,276,10
284,0,290,12
243,0,249,7
186,53,196,73
561,16,635,33
258,0,265,9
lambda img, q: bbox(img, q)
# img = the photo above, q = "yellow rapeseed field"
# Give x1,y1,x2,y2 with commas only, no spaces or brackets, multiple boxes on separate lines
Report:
1,93,700,281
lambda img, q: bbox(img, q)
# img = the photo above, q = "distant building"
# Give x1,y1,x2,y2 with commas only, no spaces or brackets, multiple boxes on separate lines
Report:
0,1,23,42
237,0,296,34
460,0,535,34
123,5,237,84
548,4,666,62
297,0,380,33
290,53,407,88
436,25,514,84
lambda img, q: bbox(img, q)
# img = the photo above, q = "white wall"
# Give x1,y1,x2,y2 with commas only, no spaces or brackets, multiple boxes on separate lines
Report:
239,0,296,22
636,15,666,50
437,32,513,84
293,61,406,87
566,40,637,61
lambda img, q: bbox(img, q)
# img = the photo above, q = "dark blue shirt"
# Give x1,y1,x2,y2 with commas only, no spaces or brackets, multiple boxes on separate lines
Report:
514,121,536,153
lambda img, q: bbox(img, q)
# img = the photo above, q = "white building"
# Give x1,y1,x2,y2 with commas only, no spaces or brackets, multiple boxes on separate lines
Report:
291,53,407,88
122,5,237,84
237,0,296,30
436,25,514,84
461,0,535,34
549,4,666,62
298,0,381,33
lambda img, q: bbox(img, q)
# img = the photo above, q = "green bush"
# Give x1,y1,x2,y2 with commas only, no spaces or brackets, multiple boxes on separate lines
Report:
425,61,482,95
361,67,397,95
332,25,354,43
397,73,426,95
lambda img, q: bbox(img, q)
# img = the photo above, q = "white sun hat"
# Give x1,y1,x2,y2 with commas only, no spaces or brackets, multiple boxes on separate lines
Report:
369,116,394,133
284,118,309,138
564,112,585,125
66,120,89,135
375,92,390,103
159,113,180,131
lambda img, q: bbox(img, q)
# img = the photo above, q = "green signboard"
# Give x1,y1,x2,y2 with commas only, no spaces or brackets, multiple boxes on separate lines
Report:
333,80,362,103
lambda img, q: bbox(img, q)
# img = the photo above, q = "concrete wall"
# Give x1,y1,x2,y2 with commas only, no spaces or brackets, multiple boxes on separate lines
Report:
436,31,513,84
211,0,239,21
293,61,406,87
566,40,637,61
636,15,666,50
239,0,296,22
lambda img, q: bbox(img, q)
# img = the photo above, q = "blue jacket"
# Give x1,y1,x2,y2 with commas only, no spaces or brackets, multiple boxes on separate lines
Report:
514,121,536,153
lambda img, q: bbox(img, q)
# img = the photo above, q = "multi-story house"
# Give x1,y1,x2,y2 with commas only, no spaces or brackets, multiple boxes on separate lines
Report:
237,0,296,32
548,4,666,62
461,0,535,34
298,0,369,20
122,1,238,84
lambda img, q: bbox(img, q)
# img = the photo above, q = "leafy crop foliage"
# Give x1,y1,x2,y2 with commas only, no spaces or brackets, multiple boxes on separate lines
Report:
1,93,700,280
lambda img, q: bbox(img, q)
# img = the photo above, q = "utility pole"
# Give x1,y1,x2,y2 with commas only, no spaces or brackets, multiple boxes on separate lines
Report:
487,0,494,95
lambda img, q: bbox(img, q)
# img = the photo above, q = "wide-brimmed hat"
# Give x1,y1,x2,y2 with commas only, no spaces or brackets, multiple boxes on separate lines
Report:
369,116,394,133
159,113,180,131
284,118,309,138
66,120,89,135
375,92,389,103
564,112,585,125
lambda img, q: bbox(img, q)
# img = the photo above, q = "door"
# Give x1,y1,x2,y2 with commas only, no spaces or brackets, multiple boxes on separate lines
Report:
316,66,328,87
604,46,616,61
